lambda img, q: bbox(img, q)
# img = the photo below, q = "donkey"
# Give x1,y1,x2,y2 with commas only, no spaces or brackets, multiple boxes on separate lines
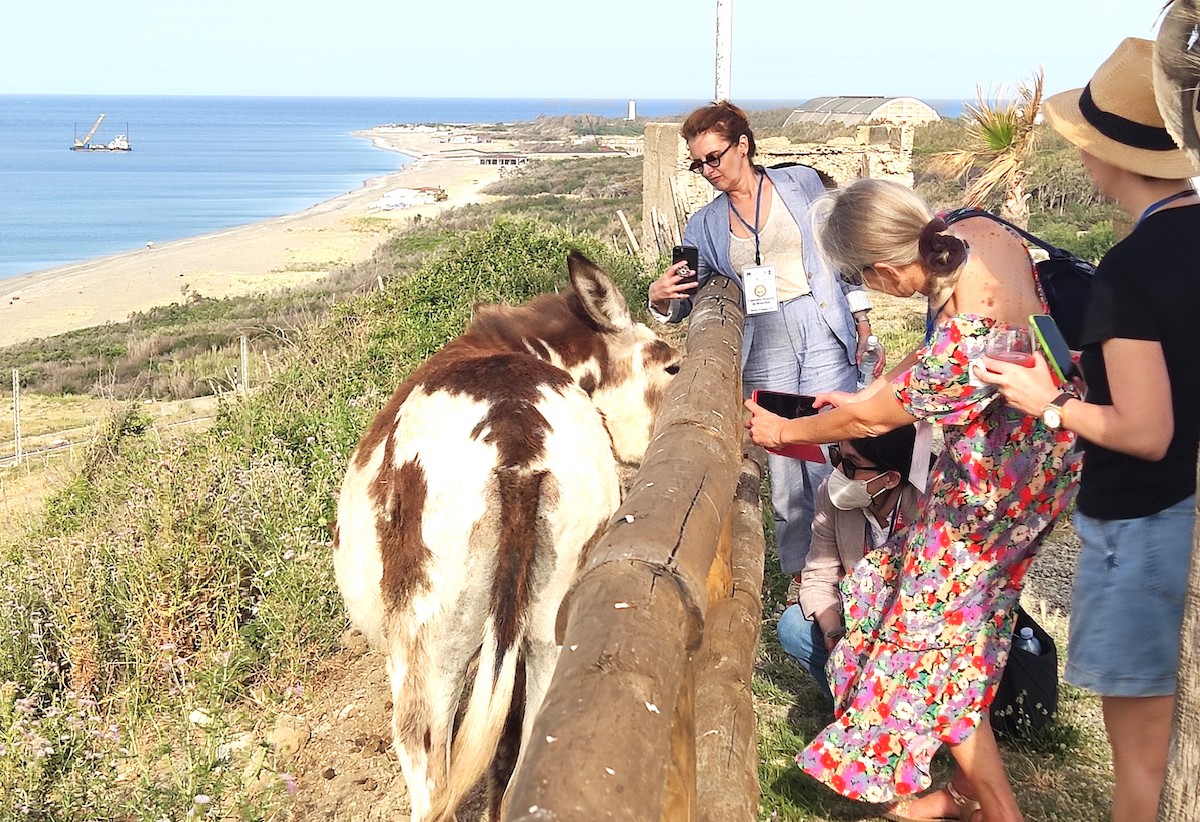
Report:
332,251,681,820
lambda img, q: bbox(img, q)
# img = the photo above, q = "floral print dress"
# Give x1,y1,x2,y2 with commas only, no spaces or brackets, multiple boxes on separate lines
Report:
796,315,1081,802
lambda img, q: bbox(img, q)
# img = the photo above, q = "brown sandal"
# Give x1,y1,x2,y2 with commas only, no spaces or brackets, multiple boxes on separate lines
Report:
882,782,982,822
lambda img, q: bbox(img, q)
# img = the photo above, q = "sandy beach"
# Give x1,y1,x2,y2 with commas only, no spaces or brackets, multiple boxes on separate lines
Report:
0,128,521,348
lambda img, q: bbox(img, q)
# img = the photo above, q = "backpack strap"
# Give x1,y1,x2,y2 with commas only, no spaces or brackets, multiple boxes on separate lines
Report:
942,207,1072,259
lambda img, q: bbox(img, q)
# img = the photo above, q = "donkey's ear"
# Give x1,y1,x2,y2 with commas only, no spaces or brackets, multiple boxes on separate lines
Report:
567,251,631,332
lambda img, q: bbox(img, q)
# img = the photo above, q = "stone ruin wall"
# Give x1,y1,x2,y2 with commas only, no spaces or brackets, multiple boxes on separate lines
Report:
641,123,915,261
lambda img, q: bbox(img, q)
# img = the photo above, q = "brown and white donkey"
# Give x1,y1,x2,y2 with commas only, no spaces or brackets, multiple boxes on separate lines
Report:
333,252,681,820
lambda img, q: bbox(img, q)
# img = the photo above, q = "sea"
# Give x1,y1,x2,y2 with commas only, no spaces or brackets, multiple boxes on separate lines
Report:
0,95,965,281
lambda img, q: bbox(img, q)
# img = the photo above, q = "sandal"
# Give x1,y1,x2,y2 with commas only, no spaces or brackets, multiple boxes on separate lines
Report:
882,782,981,822
784,573,803,606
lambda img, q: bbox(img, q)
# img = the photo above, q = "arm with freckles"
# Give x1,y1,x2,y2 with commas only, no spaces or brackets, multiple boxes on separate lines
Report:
746,380,919,448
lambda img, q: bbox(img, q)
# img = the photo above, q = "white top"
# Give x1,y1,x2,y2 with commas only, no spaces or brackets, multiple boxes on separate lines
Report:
728,185,812,302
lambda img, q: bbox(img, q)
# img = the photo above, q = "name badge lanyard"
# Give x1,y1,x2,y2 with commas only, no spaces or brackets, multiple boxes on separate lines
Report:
729,171,765,266
1135,189,1195,227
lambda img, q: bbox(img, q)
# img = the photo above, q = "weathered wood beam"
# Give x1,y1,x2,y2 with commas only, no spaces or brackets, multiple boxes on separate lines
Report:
695,445,767,822
505,276,746,821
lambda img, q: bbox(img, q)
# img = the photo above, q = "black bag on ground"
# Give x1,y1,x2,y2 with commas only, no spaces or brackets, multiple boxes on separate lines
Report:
989,605,1059,738
943,208,1095,349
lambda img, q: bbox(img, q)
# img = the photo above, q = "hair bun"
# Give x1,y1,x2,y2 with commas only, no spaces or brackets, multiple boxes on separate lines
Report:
918,218,968,273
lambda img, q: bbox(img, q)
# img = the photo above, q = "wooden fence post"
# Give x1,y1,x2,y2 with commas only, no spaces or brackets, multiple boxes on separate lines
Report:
695,444,766,821
240,335,249,392
12,369,21,465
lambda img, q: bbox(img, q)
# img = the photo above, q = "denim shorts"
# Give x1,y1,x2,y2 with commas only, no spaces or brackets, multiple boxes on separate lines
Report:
1065,495,1194,697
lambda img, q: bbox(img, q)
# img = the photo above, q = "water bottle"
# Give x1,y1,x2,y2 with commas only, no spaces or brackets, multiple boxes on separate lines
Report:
857,335,883,390
1013,626,1042,655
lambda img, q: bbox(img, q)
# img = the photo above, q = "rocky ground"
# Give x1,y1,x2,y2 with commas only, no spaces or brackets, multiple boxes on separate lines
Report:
1021,519,1081,617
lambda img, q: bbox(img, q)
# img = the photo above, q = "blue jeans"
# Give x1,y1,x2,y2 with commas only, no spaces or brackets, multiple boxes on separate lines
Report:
1066,495,1194,697
742,295,856,574
777,604,833,701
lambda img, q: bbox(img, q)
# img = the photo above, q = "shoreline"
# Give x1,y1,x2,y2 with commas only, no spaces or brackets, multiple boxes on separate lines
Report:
0,127,522,349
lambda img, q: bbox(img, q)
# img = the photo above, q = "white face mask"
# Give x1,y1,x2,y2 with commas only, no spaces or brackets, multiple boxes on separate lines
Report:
827,465,887,511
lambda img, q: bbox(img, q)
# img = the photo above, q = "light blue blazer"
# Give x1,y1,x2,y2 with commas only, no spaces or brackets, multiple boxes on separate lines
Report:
666,165,868,366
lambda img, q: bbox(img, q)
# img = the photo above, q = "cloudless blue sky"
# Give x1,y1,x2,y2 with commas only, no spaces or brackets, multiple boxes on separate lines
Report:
3,0,1168,101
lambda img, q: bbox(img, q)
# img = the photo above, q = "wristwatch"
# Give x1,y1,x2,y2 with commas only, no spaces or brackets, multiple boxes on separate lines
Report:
1041,392,1073,430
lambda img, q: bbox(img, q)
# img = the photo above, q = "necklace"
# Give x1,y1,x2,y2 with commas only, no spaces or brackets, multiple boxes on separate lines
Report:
1136,189,1197,226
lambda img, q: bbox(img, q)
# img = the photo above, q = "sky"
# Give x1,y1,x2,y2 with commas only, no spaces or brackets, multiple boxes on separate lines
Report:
2,0,1171,101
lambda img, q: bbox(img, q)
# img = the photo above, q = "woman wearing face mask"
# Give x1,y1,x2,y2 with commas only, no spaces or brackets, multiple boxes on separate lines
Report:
777,425,920,702
745,178,1080,822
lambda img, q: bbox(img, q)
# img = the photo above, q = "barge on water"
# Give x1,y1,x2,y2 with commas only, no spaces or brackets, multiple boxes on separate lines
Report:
71,113,132,152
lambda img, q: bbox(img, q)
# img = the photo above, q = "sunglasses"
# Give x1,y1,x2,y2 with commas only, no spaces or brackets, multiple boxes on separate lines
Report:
828,443,881,478
688,143,735,174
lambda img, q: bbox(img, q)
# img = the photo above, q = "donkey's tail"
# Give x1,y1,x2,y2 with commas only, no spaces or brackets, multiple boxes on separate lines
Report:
425,623,521,820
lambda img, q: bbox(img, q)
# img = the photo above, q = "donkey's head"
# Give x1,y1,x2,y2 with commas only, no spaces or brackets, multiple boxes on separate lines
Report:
560,252,681,463
462,252,680,465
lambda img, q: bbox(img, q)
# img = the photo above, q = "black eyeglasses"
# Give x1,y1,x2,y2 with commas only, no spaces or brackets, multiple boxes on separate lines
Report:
828,443,880,478
688,143,734,174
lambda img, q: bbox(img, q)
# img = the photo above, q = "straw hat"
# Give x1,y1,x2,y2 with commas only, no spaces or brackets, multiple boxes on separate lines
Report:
1153,0,1200,169
1043,37,1200,178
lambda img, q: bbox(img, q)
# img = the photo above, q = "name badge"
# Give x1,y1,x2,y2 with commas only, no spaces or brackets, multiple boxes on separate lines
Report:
743,265,778,315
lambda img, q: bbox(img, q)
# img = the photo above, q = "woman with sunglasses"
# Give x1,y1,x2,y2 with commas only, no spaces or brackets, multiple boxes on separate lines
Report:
649,101,881,590
745,177,1081,822
778,426,919,702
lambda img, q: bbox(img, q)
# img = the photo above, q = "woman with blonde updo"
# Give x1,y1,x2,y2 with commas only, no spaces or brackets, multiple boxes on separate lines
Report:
746,178,1080,822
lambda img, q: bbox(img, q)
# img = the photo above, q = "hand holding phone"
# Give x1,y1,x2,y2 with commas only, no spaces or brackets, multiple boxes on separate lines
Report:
749,389,826,463
672,245,699,284
1029,314,1080,383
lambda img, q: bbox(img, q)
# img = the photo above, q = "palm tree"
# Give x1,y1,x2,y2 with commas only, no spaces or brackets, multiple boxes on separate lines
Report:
930,69,1045,229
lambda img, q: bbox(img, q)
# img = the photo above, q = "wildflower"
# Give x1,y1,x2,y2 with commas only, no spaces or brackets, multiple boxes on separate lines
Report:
280,773,298,796
194,794,211,805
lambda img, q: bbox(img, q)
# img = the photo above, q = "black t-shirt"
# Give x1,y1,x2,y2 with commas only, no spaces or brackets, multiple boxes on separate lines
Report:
1075,204,1200,519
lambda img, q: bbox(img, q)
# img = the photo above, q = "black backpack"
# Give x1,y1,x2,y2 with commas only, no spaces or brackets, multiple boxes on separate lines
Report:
990,605,1059,739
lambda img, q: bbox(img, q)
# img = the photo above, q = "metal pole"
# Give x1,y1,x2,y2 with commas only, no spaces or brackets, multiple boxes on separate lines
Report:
240,335,249,392
715,0,732,102
12,369,21,465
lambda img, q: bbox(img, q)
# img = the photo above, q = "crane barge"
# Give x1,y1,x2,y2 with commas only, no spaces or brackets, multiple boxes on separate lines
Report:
71,114,132,151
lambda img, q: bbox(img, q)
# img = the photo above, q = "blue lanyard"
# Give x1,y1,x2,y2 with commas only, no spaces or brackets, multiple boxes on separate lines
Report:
924,298,950,344
728,171,765,266
1136,189,1195,227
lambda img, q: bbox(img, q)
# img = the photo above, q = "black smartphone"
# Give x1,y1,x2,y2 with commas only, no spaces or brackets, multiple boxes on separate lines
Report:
672,245,699,283
750,389,818,419
1029,314,1079,382
750,389,825,462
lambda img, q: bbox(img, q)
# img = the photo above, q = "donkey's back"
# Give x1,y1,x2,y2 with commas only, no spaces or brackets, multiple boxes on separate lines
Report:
333,252,679,820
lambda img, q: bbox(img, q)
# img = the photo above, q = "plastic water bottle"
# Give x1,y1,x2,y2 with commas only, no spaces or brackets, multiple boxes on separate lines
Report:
1013,626,1042,655
857,335,883,390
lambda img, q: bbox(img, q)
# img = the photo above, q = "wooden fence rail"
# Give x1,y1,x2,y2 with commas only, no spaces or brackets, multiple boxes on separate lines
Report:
506,275,765,821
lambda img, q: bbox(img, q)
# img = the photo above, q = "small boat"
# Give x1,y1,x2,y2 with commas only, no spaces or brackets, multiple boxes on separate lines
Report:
71,114,132,152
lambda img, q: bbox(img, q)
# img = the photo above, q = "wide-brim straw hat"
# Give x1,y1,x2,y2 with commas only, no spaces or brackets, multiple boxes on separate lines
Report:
1044,37,1200,178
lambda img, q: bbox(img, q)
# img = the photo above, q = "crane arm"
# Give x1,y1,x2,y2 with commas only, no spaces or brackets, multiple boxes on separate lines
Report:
80,114,106,145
